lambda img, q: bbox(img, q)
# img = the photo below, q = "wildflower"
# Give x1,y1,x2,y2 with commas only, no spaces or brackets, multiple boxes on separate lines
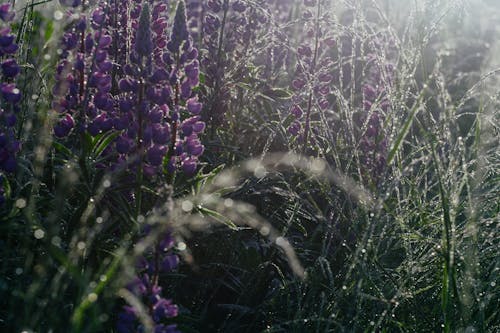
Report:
117,232,180,333
0,4,21,177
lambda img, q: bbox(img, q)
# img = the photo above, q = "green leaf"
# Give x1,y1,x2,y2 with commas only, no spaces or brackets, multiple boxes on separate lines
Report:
92,131,121,158
262,88,293,100
387,89,426,165
53,141,75,159
197,206,238,230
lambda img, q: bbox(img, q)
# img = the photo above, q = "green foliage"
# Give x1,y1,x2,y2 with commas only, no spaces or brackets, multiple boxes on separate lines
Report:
1,1,499,333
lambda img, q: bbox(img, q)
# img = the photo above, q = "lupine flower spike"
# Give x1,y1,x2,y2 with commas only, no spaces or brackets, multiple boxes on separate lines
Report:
0,4,20,205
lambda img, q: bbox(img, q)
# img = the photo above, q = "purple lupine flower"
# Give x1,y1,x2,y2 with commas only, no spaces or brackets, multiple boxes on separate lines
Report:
0,4,15,23
52,0,205,181
52,3,116,139
0,4,22,179
287,0,336,150
358,49,395,184
168,0,189,53
161,0,204,175
136,3,154,60
198,0,275,131
1,58,20,78
185,0,204,41
117,231,180,333
0,174,5,205
54,114,76,138
106,1,204,177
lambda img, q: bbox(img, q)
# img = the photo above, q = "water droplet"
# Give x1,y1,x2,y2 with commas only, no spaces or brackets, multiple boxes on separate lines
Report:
87,293,98,303
51,236,61,247
15,198,27,209
182,200,193,212
54,11,64,21
260,226,270,236
34,229,45,239
254,165,267,178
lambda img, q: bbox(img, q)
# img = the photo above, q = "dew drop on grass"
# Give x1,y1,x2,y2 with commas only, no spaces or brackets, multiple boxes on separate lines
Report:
260,226,270,236
53,11,64,21
34,229,45,239
182,200,194,212
87,293,98,303
15,198,26,209
177,242,187,251
51,236,61,247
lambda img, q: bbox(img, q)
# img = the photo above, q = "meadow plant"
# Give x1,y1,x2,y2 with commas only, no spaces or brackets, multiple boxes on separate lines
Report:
117,230,180,333
288,0,335,151
0,4,20,204
1,1,499,332
53,0,204,179
358,39,396,185
200,0,269,130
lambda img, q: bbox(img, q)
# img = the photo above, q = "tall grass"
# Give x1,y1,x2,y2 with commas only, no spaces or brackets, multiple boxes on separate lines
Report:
0,0,498,332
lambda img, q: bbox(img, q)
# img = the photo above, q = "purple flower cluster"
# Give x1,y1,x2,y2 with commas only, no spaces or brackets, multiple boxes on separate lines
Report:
52,2,115,138
201,0,268,129
0,4,21,180
185,0,204,41
0,174,5,205
288,0,335,147
53,0,205,177
115,0,204,176
117,231,180,333
359,50,394,183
